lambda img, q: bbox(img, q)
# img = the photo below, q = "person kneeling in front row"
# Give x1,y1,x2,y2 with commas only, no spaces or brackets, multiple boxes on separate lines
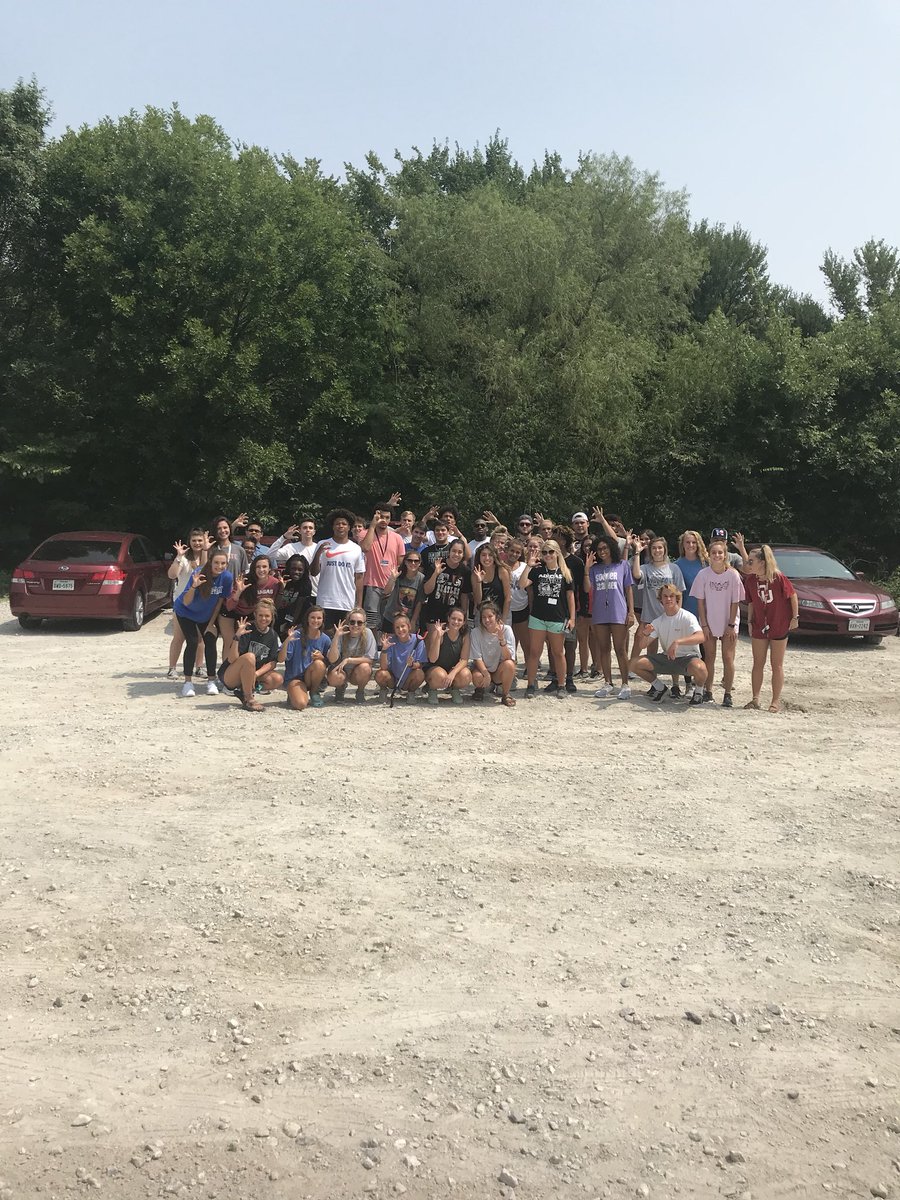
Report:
375,615,427,701
279,606,330,711
218,599,284,712
630,583,708,705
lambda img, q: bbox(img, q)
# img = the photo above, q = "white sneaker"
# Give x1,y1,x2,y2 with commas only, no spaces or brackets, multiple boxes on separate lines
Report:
166,667,178,680
205,680,219,696
617,686,632,700
594,684,615,697
181,682,195,698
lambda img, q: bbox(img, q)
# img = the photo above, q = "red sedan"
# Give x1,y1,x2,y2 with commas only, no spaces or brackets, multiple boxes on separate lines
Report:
754,545,898,644
10,531,171,631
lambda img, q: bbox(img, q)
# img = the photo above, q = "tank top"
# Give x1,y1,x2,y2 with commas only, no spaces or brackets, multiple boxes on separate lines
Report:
431,632,464,672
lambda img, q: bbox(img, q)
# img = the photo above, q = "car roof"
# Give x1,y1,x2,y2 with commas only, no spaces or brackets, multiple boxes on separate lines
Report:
767,544,838,554
40,531,136,540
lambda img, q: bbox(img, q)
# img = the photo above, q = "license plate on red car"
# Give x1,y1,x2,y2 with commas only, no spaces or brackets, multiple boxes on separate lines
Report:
52,579,75,591
848,618,870,632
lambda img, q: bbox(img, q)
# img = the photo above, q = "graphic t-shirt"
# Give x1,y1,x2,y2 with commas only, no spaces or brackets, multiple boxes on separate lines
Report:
315,539,365,610
588,561,632,624
528,566,572,623
647,608,702,658
421,563,472,624
362,526,407,589
744,572,796,638
279,577,313,625
384,636,427,680
381,572,425,627
637,562,687,623
236,624,280,668
233,575,284,617
420,540,458,574
690,566,744,637
283,632,332,681
174,570,234,624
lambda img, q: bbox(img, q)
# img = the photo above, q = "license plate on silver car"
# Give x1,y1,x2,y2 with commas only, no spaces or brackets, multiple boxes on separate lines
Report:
848,618,870,632
52,579,75,591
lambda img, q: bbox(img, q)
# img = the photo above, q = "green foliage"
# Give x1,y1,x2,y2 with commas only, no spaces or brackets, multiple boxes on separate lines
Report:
0,80,898,575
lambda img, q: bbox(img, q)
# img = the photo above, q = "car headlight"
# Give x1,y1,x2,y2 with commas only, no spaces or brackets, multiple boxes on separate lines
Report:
798,599,827,610
880,596,897,612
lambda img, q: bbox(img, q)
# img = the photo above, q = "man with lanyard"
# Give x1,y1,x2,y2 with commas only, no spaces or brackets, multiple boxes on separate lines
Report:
360,502,407,632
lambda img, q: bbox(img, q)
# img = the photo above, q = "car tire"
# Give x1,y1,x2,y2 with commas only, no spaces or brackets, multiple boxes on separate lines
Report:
123,588,146,632
863,634,883,645
17,614,43,630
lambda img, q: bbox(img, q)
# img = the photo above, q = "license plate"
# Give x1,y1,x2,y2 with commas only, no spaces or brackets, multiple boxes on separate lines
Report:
848,618,870,632
52,579,75,591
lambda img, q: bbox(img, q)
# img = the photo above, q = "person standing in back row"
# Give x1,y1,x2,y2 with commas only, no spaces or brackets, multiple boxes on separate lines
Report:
309,509,366,631
359,503,407,632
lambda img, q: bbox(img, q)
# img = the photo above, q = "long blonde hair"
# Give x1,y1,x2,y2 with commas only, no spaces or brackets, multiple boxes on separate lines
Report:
678,529,709,564
756,544,780,582
541,540,572,584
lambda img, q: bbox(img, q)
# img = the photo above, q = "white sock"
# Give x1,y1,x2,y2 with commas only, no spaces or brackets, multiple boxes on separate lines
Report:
651,678,665,693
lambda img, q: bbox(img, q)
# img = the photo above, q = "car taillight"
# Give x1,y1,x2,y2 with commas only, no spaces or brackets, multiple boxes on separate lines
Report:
20,568,35,579
90,568,126,582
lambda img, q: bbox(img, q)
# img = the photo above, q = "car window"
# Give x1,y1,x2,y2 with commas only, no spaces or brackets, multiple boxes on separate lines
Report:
128,538,150,564
138,537,160,562
775,551,855,580
31,539,122,564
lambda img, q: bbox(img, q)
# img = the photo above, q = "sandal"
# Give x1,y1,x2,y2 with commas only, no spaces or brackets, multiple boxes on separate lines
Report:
500,694,516,708
768,702,781,713
241,696,264,712
743,699,760,710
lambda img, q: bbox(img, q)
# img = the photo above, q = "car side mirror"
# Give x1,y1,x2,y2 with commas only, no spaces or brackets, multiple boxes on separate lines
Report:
855,570,866,580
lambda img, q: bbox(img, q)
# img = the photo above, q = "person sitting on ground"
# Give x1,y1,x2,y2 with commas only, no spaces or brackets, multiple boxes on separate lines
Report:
469,601,517,707
375,615,427,701
218,600,284,712
326,609,377,703
630,583,708,705
424,606,472,705
278,605,330,711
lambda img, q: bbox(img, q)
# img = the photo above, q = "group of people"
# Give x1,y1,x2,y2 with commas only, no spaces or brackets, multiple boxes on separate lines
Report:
167,499,798,714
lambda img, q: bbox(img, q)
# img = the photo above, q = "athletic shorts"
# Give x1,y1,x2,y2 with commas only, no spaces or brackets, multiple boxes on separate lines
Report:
511,608,530,625
647,651,700,675
528,616,566,634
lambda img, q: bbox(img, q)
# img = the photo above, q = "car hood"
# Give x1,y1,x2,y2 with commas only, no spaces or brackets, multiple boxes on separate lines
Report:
789,576,890,603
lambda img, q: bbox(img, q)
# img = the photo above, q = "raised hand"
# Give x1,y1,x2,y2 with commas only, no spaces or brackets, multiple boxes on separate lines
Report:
733,531,746,547
203,530,214,550
191,570,206,588
533,510,544,524
235,617,251,637
234,512,249,529
234,576,249,594
434,559,446,573
591,504,603,522
527,547,540,567
334,618,349,638
388,490,402,507
483,510,499,525
288,625,302,642
473,566,485,582
379,632,394,651
496,623,506,644
585,550,596,569
424,504,439,520
433,620,447,637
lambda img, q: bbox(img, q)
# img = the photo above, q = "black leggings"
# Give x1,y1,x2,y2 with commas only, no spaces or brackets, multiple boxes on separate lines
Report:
177,615,218,678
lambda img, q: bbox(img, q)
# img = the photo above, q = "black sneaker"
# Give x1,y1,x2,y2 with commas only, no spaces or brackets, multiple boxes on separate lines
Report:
565,678,577,694
543,678,560,693
703,690,714,703
525,683,536,699
690,690,704,706
649,685,668,703
669,683,681,699
722,692,733,708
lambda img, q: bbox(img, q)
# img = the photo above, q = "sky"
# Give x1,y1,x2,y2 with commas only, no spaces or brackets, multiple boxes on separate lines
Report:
4,0,898,305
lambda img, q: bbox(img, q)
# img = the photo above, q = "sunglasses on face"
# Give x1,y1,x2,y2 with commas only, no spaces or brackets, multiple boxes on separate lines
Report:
348,619,365,626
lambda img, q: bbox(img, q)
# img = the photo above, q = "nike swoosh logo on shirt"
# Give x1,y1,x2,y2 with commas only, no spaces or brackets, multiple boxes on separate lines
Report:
325,550,347,559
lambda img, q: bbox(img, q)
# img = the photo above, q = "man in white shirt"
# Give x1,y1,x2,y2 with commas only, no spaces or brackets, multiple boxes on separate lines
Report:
630,583,708,705
309,509,366,631
266,517,320,595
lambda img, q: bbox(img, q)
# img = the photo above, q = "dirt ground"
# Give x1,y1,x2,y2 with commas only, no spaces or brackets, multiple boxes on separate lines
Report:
2,600,899,1200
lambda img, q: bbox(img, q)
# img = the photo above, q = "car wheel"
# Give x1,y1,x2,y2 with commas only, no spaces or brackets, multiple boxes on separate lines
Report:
17,614,43,630
863,634,883,645
123,589,146,632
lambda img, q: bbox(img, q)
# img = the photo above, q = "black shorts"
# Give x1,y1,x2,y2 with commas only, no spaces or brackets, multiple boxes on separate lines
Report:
322,607,349,632
511,608,529,625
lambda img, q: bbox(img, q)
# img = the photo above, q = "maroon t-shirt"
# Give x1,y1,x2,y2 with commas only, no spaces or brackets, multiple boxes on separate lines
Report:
232,576,284,617
744,572,795,638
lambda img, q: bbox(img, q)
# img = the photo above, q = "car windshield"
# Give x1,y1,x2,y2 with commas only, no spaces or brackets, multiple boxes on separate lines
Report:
31,539,122,564
774,551,855,580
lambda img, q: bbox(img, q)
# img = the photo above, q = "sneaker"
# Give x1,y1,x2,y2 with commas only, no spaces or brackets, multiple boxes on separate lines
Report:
594,684,615,698
565,678,577,694
180,681,195,698
334,684,347,702
472,687,485,702
450,689,463,706
490,683,500,696
669,683,681,699
649,685,668,703
310,692,324,708
543,678,560,693
589,667,601,679
703,690,714,703
690,690,704,706
378,687,389,703
542,670,555,682
195,664,207,679
617,686,631,700
233,686,244,702
205,680,219,696
556,687,568,699
355,687,366,704
166,666,178,680
221,684,234,697
524,684,536,699
573,669,588,680
544,685,561,699
510,677,519,691
427,687,439,706
722,692,734,708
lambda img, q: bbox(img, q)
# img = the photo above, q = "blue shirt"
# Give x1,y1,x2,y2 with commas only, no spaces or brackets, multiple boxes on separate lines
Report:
283,633,331,681
385,636,426,680
174,570,234,624
675,557,704,618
